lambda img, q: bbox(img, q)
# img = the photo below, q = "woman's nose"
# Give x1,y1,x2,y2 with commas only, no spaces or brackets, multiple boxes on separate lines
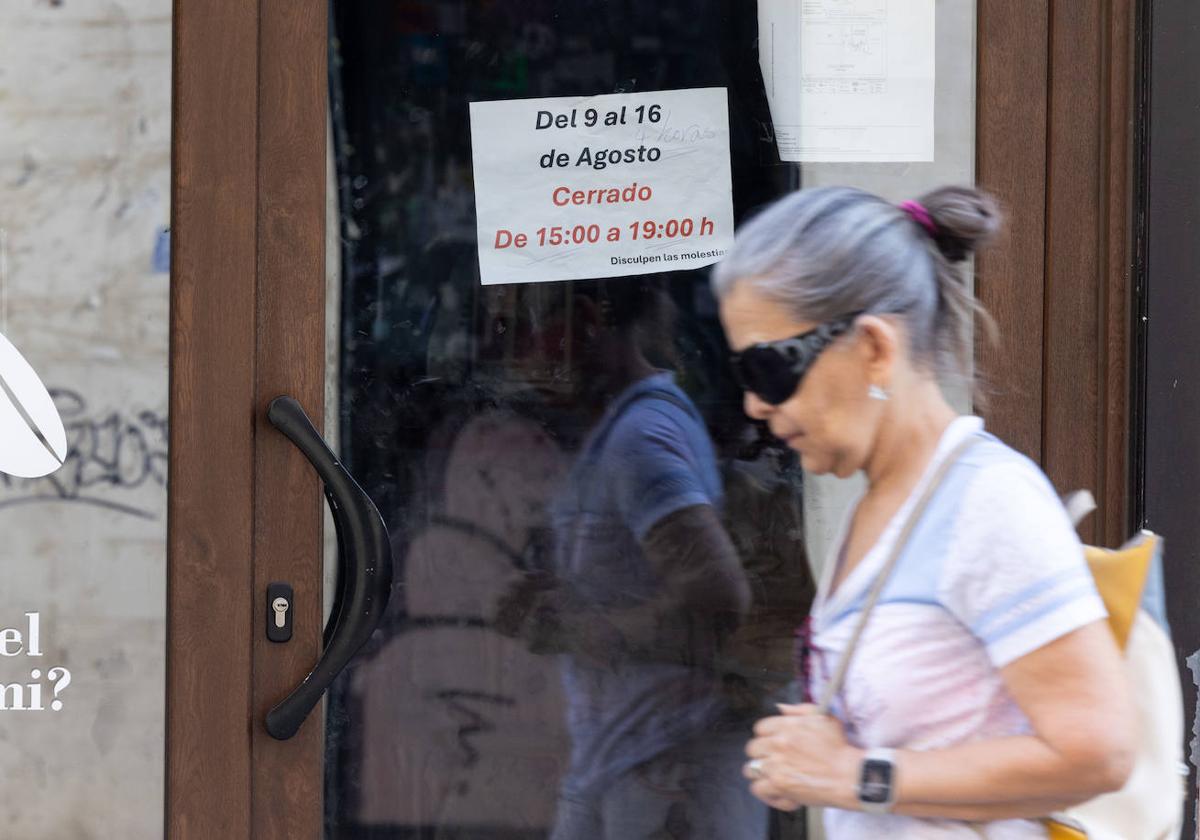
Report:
744,391,773,421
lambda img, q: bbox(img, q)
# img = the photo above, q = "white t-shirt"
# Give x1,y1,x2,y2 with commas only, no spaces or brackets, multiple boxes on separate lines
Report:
811,416,1107,839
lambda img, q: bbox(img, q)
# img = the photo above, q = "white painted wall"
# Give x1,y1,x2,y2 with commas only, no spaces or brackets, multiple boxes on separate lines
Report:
0,2,169,837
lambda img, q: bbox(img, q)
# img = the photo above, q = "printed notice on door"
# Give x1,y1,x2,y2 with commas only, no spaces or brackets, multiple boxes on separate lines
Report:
469,88,734,286
758,0,935,162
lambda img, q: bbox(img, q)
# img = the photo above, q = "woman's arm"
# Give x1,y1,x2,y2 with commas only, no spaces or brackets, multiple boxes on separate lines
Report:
887,620,1135,817
747,620,1136,819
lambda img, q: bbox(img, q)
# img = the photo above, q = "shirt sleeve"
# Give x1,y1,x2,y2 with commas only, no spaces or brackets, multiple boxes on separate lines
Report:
604,403,718,541
938,459,1108,668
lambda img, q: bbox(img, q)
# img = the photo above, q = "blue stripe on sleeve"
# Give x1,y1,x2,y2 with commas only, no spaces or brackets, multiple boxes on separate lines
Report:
971,566,1091,640
978,581,1101,647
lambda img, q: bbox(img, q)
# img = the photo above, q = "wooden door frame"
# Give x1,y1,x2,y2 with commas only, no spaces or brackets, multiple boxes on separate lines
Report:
166,1,1139,837
976,0,1137,550
168,0,326,836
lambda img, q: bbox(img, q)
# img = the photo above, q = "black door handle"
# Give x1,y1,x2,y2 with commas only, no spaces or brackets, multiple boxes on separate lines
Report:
263,396,394,740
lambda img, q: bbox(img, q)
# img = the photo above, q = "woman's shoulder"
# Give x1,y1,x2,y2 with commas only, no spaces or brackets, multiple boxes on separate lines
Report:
955,433,1062,511
935,432,1082,573
938,433,1104,667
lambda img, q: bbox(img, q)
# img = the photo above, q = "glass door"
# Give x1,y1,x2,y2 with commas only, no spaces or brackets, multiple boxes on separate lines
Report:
316,3,975,839
324,4,808,838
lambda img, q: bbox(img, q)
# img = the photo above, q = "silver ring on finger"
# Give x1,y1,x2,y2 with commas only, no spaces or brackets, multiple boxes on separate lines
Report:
747,758,766,779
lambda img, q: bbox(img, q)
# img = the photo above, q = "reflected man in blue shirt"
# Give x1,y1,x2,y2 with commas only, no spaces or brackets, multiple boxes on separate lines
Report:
495,280,767,840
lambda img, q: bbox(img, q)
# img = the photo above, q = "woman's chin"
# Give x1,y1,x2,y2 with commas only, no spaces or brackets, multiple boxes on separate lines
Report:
797,451,831,475
798,450,856,478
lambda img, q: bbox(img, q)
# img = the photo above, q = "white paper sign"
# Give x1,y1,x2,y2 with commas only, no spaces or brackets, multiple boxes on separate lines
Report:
469,88,734,286
759,0,935,162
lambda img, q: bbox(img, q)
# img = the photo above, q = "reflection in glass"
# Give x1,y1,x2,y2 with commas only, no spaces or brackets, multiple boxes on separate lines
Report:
491,282,764,838
325,3,813,838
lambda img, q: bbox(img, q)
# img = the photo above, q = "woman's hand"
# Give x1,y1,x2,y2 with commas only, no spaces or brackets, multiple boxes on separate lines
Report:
743,703,863,811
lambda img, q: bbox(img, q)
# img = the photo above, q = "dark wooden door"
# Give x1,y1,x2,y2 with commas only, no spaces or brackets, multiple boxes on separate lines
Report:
166,1,1142,838
168,0,326,837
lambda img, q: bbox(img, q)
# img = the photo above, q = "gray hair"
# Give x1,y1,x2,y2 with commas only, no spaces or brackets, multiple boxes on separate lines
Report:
712,185,1001,386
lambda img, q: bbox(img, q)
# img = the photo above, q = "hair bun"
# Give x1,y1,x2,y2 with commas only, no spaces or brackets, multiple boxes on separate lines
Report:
917,186,1002,263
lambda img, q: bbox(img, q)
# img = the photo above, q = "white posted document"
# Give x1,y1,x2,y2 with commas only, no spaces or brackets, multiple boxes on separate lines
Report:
759,0,935,162
469,88,734,286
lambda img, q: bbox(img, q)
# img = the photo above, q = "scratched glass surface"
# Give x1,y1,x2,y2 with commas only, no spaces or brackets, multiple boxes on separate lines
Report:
323,2,974,839
0,2,170,838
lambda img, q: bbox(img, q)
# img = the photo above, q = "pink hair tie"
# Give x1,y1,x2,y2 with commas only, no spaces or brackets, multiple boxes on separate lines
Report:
898,200,938,237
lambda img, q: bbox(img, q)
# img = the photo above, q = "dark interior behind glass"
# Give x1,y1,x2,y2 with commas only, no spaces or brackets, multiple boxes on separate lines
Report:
327,2,813,837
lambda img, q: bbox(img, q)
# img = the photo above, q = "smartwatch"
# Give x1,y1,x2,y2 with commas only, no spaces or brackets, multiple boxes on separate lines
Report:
856,748,897,813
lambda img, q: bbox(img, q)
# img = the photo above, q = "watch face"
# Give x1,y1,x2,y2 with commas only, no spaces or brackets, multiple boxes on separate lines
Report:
859,758,894,804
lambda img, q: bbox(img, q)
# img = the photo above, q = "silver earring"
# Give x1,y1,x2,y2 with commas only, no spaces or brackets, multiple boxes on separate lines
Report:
868,384,890,401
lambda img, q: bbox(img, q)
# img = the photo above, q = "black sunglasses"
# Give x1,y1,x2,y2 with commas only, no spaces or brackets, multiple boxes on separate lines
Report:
729,314,860,405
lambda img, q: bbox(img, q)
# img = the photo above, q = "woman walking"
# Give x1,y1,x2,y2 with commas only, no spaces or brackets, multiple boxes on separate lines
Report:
713,186,1135,837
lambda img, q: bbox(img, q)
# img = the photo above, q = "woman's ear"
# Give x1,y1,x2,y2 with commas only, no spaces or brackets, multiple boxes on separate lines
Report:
853,315,900,385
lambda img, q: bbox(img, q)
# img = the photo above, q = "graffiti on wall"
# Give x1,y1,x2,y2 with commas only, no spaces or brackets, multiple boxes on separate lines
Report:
0,388,167,519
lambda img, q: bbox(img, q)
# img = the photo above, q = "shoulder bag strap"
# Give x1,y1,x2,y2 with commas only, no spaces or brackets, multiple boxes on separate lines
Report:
816,434,982,714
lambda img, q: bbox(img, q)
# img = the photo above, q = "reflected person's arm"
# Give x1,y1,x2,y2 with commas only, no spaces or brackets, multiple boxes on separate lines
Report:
493,504,751,668
640,502,751,619
568,503,751,664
